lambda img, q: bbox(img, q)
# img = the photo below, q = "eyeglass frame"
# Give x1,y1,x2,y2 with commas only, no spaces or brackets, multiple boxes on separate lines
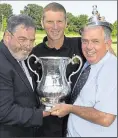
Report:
7,30,36,46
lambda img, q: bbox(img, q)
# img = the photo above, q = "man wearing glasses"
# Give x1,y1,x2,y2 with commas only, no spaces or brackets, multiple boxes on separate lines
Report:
0,14,50,138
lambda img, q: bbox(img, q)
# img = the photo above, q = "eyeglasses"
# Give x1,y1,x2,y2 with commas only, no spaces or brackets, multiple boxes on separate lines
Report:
8,30,36,46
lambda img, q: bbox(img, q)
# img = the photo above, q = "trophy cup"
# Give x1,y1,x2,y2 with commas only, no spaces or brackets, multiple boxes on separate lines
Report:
27,55,82,111
79,5,112,35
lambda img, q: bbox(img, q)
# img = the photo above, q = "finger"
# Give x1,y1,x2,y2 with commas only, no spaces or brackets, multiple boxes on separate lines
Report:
43,111,50,117
50,106,59,112
52,104,60,109
51,111,58,116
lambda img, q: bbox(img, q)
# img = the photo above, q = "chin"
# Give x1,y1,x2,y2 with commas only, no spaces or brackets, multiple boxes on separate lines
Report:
51,36,60,40
88,59,97,64
86,57,95,64
16,55,28,61
50,34,62,39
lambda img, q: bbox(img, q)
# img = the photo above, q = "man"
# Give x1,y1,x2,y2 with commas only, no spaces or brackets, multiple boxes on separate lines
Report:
30,2,85,137
0,14,50,138
50,22,117,136
30,2,116,137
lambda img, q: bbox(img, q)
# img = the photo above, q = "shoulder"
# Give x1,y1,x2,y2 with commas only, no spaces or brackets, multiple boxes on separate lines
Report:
66,36,81,43
0,52,12,77
65,36,82,51
31,42,44,55
64,36,86,62
104,53,117,71
33,42,44,50
97,53,117,83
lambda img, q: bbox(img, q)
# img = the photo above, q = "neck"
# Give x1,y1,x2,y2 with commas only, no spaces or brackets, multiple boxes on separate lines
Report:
46,36,64,50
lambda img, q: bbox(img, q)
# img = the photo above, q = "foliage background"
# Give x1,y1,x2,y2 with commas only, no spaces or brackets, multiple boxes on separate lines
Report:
0,3,117,55
0,3,117,37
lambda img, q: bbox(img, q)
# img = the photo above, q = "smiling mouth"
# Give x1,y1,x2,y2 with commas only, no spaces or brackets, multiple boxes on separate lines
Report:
86,51,96,56
52,31,59,35
22,49,31,55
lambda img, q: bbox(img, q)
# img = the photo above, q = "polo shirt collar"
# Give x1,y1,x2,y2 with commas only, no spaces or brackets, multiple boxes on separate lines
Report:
43,35,68,49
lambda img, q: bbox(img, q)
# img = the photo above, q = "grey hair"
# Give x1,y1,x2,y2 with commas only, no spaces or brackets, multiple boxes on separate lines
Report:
103,26,111,41
42,2,67,20
81,25,111,41
6,14,36,33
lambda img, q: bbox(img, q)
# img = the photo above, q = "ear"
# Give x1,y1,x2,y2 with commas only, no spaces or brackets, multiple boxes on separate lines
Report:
4,31,11,42
106,39,112,50
106,39,116,55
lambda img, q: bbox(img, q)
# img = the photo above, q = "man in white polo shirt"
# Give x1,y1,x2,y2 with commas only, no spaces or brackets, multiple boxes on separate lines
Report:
50,6,117,137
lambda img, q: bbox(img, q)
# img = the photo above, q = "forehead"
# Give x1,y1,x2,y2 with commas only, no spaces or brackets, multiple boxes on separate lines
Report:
14,25,35,33
13,25,35,37
44,10,65,20
82,26,104,38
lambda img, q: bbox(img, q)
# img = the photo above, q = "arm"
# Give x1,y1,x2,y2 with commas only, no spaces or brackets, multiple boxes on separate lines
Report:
0,70,49,127
51,58,117,127
51,103,116,127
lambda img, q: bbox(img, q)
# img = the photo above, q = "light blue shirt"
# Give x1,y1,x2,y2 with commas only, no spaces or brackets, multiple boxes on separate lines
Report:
67,52,117,137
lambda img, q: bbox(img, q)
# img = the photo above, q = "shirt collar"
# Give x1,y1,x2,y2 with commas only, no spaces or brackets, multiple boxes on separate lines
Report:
82,52,111,74
43,35,68,50
91,51,111,68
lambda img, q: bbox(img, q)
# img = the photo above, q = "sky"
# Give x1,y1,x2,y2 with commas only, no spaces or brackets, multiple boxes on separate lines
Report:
0,1,117,23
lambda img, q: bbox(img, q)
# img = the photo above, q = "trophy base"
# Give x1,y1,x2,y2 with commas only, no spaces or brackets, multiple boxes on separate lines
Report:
45,106,52,111
43,101,65,112
40,97,66,111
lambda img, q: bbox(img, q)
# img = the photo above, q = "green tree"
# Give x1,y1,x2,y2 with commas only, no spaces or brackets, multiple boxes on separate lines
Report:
67,13,88,32
112,21,117,37
67,12,78,32
2,17,7,31
0,3,13,23
20,4,43,29
76,14,88,32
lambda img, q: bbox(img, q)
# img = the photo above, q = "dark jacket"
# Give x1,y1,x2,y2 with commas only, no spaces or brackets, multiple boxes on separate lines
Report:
0,41,43,138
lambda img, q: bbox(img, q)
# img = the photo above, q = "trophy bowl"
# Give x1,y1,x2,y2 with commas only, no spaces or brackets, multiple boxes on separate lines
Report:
27,55,82,111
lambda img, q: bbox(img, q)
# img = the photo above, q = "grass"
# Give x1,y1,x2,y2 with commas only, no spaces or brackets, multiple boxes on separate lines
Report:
0,31,117,55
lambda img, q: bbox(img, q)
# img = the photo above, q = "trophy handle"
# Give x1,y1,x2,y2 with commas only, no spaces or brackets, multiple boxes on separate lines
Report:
68,55,83,84
27,54,41,83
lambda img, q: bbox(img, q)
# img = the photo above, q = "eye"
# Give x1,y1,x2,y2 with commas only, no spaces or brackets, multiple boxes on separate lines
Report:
57,20,63,23
92,40,99,44
81,39,88,44
18,38,27,42
47,21,53,24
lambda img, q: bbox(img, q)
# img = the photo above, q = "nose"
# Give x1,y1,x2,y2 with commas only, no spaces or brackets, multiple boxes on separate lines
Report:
25,40,34,48
52,21,58,29
86,41,94,50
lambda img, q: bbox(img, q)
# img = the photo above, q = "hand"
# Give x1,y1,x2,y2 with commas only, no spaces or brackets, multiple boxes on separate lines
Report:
50,103,72,118
43,111,50,117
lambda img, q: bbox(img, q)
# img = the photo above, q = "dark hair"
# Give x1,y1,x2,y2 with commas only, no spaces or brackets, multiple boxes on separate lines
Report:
6,14,36,33
42,2,67,20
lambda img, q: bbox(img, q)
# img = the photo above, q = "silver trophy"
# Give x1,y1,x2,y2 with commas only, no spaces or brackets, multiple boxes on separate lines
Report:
27,55,82,111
